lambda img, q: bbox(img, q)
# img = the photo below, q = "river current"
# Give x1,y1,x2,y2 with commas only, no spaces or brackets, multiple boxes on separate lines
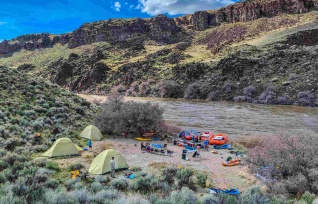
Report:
79,95,318,138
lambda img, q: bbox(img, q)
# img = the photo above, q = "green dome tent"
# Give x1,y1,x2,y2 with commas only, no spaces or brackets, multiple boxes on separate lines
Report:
42,138,81,158
89,149,129,175
80,125,102,141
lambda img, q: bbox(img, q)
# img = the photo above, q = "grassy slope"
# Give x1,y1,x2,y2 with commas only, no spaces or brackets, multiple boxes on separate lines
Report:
1,13,317,69
0,66,99,147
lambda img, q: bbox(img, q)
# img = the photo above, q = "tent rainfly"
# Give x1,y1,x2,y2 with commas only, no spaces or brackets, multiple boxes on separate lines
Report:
89,149,129,175
80,125,102,141
42,138,80,158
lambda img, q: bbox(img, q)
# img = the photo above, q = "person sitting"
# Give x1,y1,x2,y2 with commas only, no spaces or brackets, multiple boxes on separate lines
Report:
226,156,233,162
195,136,199,143
146,145,151,153
141,142,145,150
192,151,197,157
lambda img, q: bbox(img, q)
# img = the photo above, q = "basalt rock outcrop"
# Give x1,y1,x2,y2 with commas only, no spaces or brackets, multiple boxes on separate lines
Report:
177,0,318,30
47,50,110,91
2,0,318,55
0,33,71,55
68,14,186,48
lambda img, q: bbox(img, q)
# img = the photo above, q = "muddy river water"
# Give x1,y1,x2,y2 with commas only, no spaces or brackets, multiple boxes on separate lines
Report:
79,94,318,138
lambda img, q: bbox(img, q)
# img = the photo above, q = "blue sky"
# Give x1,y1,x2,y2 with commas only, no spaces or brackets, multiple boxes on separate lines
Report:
0,0,239,41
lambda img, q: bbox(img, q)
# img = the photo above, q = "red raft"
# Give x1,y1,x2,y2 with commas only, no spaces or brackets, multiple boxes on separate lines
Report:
199,131,214,141
209,133,228,145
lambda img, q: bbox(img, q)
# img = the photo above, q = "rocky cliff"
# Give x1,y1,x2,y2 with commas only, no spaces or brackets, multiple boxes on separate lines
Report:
1,0,318,55
0,33,71,55
177,0,318,30
0,15,187,54
68,14,185,48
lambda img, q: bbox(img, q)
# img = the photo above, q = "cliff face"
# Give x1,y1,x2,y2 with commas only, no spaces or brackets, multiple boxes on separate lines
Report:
178,0,318,30
0,33,70,55
1,0,318,54
68,14,183,48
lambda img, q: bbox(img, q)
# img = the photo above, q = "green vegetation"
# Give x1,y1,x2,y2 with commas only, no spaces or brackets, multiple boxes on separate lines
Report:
0,66,98,148
94,94,164,135
247,131,318,197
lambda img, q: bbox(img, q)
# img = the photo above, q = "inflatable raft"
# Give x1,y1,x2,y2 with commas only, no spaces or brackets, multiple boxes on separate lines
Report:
179,130,199,140
222,159,240,166
135,137,152,141
199,131,214,141
214,144,232,149
209,133,228,145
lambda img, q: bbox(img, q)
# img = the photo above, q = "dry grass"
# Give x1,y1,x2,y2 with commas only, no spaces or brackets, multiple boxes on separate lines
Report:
229,136,264,149
148,161,170,169
95,141,114,152
182,44,217,63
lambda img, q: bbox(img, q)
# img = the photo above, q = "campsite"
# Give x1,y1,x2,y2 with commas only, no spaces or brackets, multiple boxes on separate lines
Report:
2,0,318,202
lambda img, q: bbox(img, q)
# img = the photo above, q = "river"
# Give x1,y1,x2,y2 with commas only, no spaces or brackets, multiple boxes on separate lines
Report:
78,94,318,138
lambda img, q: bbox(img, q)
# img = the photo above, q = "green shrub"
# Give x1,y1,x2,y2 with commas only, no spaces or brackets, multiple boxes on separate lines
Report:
68,163,85,171
201,194,219,204
184,82,210,99
158,181,172,195
115,194,150,204
301,191,315,204
90,181,103,193
95,175,110,184
110,178,129,191
44,179,60,189
134,171,147,178
0,148,7,157
169,187,197,204
65,178,80,191
196,172,208,187
0,160,9,171
0,172,6,183
70,189,91,204
0,192,27,204
176,168,194,189
130,174,160,194
33,158,50,168
91,189,119,204
130,166,142,172
240,187,271,204
162,167,177,185
74,182,84,190
46,161,59,171
94,95,163,135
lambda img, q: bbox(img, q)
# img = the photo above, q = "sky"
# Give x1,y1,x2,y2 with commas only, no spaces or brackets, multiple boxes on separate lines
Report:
0,0,240,41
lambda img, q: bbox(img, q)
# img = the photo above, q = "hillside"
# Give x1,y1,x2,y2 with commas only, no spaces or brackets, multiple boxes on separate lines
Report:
0,1,318,106
0,65,99,149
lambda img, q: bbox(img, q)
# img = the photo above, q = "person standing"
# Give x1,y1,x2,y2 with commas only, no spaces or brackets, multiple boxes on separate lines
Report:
110,156,116,178
88,139,92,151
204,139,208,151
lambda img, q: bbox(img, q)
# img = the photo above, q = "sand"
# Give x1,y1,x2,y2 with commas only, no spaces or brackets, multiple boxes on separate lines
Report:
91,137,257,190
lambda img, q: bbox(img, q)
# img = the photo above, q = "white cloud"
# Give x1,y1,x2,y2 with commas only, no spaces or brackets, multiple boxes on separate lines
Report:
136,0,236,16
128,4,134,11
114,1,121,11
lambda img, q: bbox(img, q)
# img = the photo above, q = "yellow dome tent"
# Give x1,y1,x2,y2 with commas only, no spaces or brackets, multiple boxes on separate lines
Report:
89,149,129,175
80,125,102,141
42,138,81,158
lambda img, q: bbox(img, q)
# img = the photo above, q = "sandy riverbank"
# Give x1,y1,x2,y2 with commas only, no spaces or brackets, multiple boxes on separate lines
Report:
91,137,256,190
